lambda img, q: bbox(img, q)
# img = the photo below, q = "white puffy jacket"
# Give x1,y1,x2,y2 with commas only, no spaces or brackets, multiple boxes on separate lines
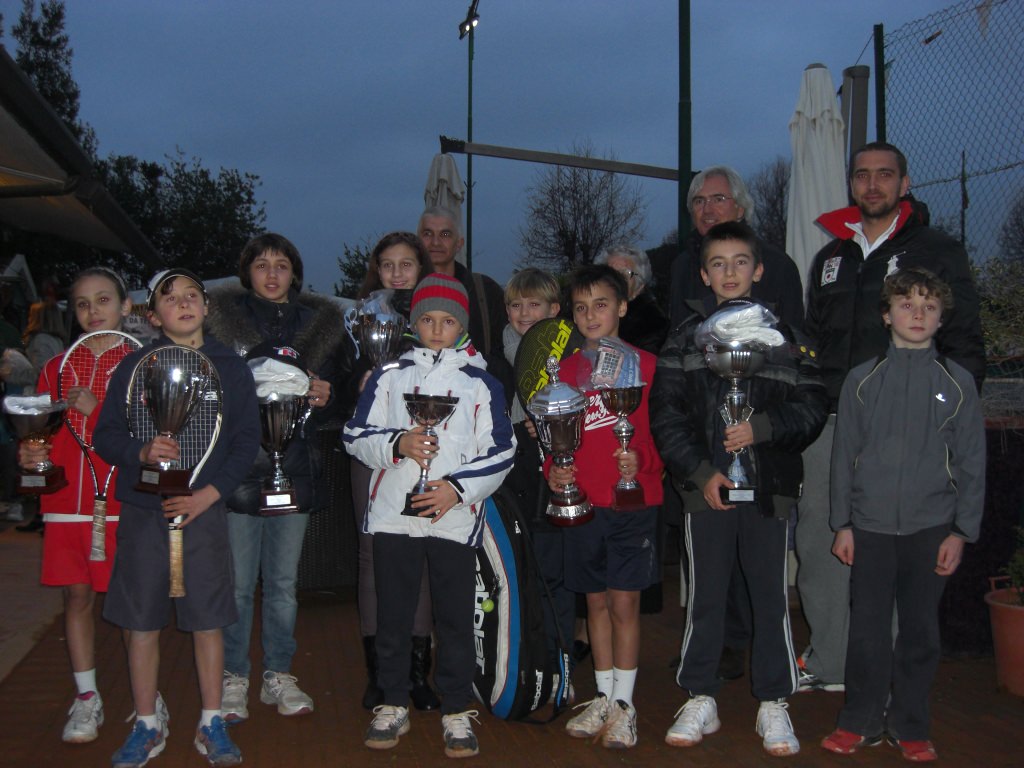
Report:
343,340,515,547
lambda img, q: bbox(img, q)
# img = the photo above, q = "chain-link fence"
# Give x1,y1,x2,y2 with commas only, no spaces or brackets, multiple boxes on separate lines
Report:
882,0,1023,264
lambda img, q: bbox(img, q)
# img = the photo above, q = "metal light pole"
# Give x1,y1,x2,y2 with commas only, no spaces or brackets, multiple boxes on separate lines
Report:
458,1,479,270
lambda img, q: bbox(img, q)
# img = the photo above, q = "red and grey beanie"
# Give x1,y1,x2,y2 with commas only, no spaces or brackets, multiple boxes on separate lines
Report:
410,273,470,331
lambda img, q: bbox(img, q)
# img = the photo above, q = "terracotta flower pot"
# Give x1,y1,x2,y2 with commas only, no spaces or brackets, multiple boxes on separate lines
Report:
985,577,1024,697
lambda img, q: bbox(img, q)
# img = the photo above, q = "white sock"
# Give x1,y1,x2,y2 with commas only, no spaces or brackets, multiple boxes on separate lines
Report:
594,669,614,698
137,714,159,730
73,669,97,696
612,667,637,707
200,709,220,728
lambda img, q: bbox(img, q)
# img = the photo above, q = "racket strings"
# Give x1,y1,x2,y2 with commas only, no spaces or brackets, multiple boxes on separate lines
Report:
127,346,222,477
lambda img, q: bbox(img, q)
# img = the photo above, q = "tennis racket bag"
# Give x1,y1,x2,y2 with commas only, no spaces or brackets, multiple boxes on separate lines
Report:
473,489,570,720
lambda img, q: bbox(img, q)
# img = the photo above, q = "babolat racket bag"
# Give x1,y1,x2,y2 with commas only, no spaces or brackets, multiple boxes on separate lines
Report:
472,488,570,720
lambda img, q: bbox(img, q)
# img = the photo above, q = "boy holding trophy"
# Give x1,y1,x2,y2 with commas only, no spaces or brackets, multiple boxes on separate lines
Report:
650,222,827,756
546,264,663,749
94,269,260,768
343,273,515,759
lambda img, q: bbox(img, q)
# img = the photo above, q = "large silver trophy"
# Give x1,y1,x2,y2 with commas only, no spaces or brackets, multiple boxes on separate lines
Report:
136,354,210,495
528,356,592,526
257,393,306,515
249,357,313,515
402,392,460,517
3,396,69,494
705,341,767,503
345,289,408,368
699,301,783,506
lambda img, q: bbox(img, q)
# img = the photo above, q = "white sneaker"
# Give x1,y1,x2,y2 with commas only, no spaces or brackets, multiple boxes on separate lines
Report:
260,670,313,716
756,699,800,756
62,691,103,743
665,695,721,747
365,705,410,750
601,700,638,749
221,671,250,723
441,710,480,758
565,693,610,738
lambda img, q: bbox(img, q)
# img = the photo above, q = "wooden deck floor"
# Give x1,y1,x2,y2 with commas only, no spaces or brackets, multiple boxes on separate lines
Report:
0,571,1021,767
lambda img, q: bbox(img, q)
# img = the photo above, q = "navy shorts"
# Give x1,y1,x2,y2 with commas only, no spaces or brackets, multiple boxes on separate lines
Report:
563,506,658,593
103,501,237,632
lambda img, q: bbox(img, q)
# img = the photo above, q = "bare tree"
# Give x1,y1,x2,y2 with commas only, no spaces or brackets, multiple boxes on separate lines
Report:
746,156,790,250
519,140,647,273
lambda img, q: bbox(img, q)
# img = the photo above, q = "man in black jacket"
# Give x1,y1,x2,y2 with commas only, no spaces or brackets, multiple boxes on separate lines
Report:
669,166,804,330
796,142,985,692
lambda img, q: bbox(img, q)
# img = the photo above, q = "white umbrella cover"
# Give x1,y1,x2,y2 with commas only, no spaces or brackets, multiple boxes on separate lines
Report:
786,64,848,291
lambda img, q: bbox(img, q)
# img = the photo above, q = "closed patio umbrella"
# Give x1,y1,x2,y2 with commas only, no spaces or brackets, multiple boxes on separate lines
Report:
785,63,848,290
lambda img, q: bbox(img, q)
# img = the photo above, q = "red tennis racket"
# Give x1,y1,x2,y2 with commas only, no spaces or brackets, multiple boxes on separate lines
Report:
57,330,142,562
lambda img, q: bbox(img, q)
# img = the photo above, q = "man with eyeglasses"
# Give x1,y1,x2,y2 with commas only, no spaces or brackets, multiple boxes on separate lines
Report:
796,142,984,694
668,167,803,330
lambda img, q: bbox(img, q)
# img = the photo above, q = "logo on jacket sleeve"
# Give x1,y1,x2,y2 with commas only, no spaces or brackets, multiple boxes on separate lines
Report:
887,255,900,276
821,256,842,286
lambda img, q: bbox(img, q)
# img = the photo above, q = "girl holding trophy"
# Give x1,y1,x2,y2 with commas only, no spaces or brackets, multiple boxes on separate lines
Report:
205,233,342,723
16,267,135,744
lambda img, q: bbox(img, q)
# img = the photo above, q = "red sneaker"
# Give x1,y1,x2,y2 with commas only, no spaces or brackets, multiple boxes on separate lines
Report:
821,728,883,754
889,737,938,762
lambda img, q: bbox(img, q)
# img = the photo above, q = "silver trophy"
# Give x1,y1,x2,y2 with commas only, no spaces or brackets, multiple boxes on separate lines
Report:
3,397,69,494
345,291,408,368
257,393,306,515
704,341,767,504
402,392,460,517
528,356,592,526
600,386,646,510
135,353,210,495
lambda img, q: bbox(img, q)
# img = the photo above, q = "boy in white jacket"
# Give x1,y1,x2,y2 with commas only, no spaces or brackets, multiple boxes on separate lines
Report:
344,273,515,758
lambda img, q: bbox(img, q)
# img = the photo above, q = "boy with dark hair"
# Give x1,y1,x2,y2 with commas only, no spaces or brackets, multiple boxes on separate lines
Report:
344,273,516,759
549,264,663,749
651,221,827,756
821,267,984,763
94,269,260,768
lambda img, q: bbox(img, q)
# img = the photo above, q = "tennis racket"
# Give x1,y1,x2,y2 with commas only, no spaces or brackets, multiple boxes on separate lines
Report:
57,330,143,562
126,346,223,598
513,317,585,410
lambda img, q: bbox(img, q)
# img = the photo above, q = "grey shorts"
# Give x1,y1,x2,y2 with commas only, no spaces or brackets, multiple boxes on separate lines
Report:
103,501,237,632
564,506,658,593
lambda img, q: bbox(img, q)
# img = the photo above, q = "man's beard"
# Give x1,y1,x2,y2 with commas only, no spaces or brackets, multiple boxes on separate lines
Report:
857,197,900,222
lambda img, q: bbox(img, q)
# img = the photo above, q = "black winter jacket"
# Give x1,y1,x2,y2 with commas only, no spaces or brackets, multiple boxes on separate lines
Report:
205,287,347,516
806,197,985,409
650,299,828,516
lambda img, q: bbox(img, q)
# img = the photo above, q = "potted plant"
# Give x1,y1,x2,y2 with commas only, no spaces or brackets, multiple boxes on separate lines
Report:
985,526,1024,696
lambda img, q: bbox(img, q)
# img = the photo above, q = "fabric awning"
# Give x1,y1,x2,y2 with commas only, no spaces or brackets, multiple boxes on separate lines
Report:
0,45,161,266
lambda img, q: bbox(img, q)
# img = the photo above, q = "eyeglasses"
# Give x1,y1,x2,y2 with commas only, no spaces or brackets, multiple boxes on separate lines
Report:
691,194,734,208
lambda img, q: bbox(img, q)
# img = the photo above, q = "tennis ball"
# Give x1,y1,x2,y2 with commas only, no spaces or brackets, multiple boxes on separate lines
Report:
481,598,495,613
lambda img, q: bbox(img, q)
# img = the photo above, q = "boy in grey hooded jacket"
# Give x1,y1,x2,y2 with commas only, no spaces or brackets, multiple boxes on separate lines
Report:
823,268,985,761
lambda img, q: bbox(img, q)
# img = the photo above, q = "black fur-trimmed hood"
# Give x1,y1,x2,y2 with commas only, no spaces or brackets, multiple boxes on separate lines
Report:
205,285,346,373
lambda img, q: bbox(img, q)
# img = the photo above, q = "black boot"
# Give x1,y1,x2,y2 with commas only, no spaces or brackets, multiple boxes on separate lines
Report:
361,635,384,710
410,635,441,711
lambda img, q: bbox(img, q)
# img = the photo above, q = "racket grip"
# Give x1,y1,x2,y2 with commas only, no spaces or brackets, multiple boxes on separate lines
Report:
168,527,186,598
88,499,107,562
